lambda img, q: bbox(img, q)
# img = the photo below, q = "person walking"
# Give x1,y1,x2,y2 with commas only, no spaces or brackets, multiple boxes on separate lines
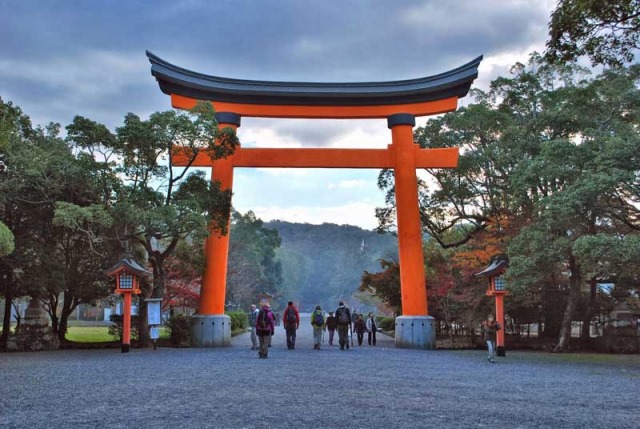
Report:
325,311,337,346
354,314,366,346
249,304,260,351
282,301,300,350
335,301,352,350
366,312,377,346
256,304,275,359
482,314,501,363
310,305,326,350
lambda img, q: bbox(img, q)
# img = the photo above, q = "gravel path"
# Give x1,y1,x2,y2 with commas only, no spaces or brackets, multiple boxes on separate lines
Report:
1,314,639,429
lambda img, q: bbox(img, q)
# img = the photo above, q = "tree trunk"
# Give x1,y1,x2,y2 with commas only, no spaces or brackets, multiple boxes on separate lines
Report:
57,293,76,343
50,314,59,335
1,284,13,349
581,278,597,341
137,296,150,347
555,255,581,351
542,283,563,339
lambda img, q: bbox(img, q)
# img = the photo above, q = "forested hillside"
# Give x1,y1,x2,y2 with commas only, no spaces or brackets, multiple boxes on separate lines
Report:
265,221,397,312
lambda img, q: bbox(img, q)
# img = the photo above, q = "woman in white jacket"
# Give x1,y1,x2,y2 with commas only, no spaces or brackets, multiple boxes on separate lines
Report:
365,312,377,346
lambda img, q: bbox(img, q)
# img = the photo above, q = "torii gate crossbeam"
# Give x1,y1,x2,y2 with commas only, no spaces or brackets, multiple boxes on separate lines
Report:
148,51,482,349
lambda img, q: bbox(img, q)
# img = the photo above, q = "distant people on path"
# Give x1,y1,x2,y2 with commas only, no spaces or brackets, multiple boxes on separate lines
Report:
283,301,300,350
325,311,337,345
256,304,275,359
335,301,352,350
249,304,259,351
366,312,377,346
310,305,326,350
354,314,366,346
482,314,501,363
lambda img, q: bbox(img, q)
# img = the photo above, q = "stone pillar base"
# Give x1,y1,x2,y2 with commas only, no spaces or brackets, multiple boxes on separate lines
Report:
497,346,506,357
395,315,436,350
191,315,231,347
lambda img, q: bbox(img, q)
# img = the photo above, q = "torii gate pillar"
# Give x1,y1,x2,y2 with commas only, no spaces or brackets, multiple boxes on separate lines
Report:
191,114,240,347
388,114,436,349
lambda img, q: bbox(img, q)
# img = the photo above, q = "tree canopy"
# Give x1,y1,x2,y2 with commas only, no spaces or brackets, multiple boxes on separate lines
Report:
545,0,640,66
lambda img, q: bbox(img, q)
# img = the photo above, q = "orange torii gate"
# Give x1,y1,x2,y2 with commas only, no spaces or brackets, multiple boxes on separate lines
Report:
147,51,482,349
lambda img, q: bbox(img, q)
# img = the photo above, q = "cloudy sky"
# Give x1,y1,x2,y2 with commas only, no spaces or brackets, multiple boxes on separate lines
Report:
1,0,556,229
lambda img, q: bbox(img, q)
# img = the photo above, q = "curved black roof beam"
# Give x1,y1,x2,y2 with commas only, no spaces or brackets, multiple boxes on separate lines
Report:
147,51,483,107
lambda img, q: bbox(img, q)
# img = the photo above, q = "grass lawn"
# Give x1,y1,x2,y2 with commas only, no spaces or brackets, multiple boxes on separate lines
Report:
65,326,169,343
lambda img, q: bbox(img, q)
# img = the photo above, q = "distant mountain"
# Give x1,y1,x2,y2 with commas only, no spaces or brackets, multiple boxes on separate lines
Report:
265,221,398,312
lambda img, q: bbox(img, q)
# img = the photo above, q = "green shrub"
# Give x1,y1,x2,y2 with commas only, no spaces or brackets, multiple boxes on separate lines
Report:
108,314,140,341
167,314,192,346
226,311,248,332
378,316,395,332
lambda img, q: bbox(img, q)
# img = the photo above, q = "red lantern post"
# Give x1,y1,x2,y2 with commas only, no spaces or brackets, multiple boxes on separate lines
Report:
106,258,150,353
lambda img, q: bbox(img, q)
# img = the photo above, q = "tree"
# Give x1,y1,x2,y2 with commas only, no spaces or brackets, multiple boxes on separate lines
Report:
47,202,116,341
507,64,640,350
359,259,402,314
546,0,640,67
0,102,80,347
226,210,282,309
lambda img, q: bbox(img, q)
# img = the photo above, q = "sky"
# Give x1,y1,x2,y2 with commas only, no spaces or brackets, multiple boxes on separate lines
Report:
1,0,557,229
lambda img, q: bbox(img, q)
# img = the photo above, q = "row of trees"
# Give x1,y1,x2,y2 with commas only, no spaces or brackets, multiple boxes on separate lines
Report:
0,98,283,348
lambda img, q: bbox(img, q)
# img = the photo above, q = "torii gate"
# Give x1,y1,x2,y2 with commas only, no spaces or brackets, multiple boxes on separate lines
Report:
147,51,482,349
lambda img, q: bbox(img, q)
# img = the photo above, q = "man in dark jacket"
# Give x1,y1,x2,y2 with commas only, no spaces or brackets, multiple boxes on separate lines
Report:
334,301,352,350
325,311,337,345
482,314,501,363
282,301,300,350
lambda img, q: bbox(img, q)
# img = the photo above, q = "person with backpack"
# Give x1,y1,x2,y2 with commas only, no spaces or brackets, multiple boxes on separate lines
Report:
249,304,260,351
482,314,501,363
325,311,337,346
310,305,326,350
365,312,377,346
354,314,367,346
256,304,275,359
282,301,300,350
334,301,352,350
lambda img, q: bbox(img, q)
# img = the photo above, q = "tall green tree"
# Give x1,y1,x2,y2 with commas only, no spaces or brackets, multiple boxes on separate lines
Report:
0,99,120,346
546,0,640,66
507,64,640,350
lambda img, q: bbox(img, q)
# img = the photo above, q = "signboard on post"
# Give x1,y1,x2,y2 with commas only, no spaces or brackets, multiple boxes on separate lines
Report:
145,298,162,351
146,298,162,326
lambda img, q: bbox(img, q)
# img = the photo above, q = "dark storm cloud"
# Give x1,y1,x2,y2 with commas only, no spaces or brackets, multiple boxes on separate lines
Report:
0,0,554,131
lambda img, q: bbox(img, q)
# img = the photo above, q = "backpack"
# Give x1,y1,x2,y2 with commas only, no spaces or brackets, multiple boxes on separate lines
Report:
286,307,297,325
257,309,270,331
313,312,324,326
337,308,349,324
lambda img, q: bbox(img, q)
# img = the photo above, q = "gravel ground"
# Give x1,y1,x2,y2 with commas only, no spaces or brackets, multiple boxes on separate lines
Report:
1,314,639,429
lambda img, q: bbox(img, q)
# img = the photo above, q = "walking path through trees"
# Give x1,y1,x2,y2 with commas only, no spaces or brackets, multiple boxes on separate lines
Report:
1,315,638,428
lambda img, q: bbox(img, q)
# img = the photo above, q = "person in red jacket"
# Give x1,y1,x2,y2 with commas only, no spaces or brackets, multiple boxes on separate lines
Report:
282,301,300,350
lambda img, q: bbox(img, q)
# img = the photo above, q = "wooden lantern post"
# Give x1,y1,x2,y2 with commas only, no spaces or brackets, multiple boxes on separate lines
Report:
106,258,150,353
475,254,509,357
